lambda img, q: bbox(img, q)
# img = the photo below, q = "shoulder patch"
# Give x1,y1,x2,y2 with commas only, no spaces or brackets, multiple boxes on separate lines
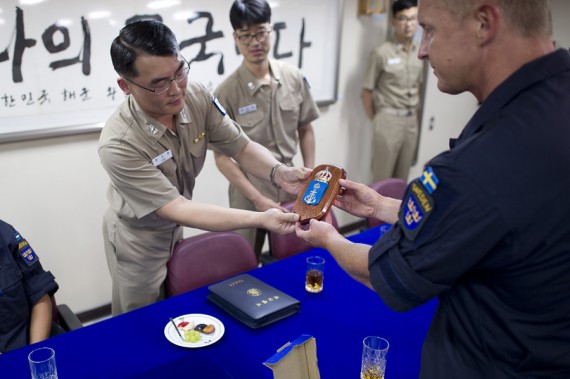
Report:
420,166,439,194
15,231,38,266
399,179,434,240
213,96,227,116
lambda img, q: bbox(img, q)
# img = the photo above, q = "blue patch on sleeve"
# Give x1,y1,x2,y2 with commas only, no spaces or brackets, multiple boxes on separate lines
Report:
213,96,227,116
399,179,434,240
15,230,38,266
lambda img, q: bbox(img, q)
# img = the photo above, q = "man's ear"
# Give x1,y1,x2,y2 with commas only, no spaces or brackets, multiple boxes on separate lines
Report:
474,3,500,45
117,77,131,95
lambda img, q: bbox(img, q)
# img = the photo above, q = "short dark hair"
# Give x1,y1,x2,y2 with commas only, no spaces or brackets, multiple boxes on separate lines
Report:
229,0,271,30
110,19,179,78
392,0,417,17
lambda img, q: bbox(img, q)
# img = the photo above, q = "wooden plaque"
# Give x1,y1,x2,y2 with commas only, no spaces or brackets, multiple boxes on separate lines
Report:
294,164,346,224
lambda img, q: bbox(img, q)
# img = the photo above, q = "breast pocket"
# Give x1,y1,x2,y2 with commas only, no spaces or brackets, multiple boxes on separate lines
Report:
0,269,28,333
155,154,179,187
236,109,264,131
279,92,302,128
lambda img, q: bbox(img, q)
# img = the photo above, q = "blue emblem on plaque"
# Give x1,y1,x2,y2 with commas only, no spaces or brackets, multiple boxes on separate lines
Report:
302,167,333,206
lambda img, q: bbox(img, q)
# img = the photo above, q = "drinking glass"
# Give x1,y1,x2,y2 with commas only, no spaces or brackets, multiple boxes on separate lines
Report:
305,256,325,293
360,336,389,379
28,347,58,379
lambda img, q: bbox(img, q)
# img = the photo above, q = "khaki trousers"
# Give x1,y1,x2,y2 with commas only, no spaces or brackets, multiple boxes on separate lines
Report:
371,111,419,182
102,209,182,315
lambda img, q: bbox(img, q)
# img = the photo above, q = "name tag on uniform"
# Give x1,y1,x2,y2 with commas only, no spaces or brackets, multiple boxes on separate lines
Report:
388,57,402,65
239,103,257,115
152,149,173,166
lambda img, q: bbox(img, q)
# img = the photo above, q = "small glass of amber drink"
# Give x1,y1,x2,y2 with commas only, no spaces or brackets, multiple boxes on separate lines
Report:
305,256,325,293
360,336,389,379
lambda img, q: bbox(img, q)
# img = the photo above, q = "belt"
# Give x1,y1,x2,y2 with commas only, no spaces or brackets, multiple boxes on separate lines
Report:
379,108,415,117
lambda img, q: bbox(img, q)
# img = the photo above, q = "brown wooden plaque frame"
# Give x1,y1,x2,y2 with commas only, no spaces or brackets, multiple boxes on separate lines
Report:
294,164,346,223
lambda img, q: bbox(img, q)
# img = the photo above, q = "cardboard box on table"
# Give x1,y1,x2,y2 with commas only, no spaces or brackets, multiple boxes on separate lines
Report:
264,334,321,379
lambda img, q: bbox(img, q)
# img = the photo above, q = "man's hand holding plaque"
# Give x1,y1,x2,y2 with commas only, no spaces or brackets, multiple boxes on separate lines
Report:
294,164,346,224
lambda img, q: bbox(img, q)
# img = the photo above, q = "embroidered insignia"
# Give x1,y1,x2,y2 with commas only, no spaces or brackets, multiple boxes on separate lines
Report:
399,179,434,240
420,166,439,194
15,231,38,266
148,124,158,135
302,167,333,206
193,132,206,144
213,96,227,116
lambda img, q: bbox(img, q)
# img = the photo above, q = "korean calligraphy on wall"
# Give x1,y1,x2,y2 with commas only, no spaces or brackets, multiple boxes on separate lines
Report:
0,0,341,142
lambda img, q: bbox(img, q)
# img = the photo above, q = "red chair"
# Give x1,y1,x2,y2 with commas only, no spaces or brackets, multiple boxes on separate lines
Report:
366,178,407,228
166,231,258,297
267,200,339,261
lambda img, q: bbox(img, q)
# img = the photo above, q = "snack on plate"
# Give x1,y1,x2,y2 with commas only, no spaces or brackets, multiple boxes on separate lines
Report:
177,319,195,331
202,324,215,334
194,323,216,334
183,330,201,343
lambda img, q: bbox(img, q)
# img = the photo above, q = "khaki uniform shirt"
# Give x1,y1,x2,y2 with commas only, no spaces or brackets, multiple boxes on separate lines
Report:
362,39,424,112
214,59,319,201
99,81,250,230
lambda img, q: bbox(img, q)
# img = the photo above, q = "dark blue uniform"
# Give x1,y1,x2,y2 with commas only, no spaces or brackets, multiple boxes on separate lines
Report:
0,220,59,353
369,49,570,378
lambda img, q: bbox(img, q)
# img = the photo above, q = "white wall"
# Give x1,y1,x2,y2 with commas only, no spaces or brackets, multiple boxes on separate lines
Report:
2,0,566,314
0,0,382,313
552,0,570,49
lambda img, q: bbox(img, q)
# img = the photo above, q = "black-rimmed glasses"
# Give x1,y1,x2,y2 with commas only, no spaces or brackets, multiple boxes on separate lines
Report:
395,16,417,24
236,28,272,46
124,57,190,95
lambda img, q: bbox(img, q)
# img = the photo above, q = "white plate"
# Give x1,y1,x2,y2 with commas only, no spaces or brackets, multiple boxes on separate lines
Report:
164,313,225,348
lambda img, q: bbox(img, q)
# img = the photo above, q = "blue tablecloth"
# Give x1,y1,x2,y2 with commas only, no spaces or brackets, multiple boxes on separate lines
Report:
0,225,437,378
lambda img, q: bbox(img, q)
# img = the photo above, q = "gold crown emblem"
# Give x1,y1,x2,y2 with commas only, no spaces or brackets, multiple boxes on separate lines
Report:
247,288,262,297
314,167,332,183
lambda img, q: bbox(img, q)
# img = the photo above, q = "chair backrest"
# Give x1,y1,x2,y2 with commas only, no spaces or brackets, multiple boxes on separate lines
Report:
166,231,258,297
367,178,407,228
50,296,83,331
268,200,339,260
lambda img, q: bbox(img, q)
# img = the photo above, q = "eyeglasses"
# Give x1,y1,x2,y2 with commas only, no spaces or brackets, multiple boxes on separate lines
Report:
236,28,272,46
124,57,190,95
395,16,417,24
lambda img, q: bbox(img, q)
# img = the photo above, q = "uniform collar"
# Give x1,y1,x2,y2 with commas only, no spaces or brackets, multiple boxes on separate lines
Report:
455,49,570,148
128,95,190,142
237,59,281,95
391,37,416,52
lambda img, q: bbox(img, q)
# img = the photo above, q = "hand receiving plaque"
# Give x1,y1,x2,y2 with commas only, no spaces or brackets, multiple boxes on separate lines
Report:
294,164,346,224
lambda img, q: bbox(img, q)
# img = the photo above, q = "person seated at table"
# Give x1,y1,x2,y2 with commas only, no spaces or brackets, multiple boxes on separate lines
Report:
0,220,63,353
296,0,570,377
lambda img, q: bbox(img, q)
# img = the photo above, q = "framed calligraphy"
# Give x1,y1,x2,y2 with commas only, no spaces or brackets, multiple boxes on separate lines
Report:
0,0,341,143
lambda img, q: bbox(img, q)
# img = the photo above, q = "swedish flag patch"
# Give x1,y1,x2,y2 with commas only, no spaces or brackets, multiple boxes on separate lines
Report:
399,179,434,240
420,166,439,194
